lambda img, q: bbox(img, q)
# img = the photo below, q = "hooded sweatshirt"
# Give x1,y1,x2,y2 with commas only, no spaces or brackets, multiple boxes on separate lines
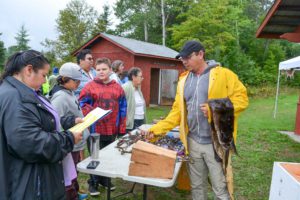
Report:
184,60,219,144
50,85,90,151
79,78,127,139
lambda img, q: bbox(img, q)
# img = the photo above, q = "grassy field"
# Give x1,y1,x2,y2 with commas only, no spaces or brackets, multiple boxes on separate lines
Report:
78,90,300,200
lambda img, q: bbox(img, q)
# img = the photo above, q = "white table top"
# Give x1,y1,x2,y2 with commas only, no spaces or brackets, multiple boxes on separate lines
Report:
77,128,182,188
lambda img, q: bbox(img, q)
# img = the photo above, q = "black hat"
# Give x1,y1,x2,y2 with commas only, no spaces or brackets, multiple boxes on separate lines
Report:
175,40,205,59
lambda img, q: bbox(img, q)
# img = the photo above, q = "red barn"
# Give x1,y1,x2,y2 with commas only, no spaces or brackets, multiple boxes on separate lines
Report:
72,33,184,106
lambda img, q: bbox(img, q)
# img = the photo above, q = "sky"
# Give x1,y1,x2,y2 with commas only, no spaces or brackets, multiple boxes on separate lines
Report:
0,0,117,51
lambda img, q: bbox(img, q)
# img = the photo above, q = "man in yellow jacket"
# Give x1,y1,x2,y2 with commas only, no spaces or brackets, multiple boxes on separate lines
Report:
145,40,248,200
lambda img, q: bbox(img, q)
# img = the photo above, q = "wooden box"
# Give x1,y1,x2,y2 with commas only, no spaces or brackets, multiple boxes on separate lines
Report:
128,141,177,179
269,162,300,200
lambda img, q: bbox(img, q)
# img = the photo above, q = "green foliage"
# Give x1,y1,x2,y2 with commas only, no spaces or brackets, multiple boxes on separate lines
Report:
278,72,300,88
5,25,31,58
42,0,114,63
55,0,97,58
247,85,298,98
40,39,60,67
14,24,30,52
169,0,300,86
171,0,238,58
114,0,159,42
114,0,191,44
0,33,5,70
39,0,300,86
91,4,113,36
79,92,300,200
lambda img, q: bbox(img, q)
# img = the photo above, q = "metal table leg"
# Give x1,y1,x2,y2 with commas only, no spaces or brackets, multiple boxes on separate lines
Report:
107,181,147,200
111,183,137,199
143,184,147,200
107,178,111,200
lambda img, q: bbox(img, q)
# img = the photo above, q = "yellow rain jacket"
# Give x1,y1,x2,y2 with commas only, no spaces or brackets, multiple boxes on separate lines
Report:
149,66,248,199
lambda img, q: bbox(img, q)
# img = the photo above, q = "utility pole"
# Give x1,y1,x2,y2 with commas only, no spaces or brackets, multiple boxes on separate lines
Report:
161,0,166,46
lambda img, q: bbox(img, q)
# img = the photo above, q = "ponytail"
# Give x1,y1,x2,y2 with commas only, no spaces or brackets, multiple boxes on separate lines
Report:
0,50,49,84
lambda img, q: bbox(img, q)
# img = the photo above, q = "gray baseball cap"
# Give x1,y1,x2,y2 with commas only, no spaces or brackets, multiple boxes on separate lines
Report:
59,62,82,80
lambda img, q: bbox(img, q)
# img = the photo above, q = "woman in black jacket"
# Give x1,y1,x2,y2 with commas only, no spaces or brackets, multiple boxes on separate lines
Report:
0,50,82,200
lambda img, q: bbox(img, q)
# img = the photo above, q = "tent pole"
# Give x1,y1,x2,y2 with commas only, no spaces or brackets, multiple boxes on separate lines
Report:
274,69,281,118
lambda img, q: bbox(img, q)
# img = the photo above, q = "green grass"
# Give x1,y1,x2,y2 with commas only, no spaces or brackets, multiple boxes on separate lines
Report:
234,93,300,200
78,91,300,200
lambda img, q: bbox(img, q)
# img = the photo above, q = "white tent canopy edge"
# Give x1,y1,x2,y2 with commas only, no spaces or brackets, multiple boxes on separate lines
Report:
274,56,300,118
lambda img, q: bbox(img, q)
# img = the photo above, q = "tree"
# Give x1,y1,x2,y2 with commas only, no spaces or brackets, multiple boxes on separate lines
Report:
0,33,5,70
91,4,113,36
169,0,285,86
158,0,192,46
40,39,61,67
55,0,97,59
114,0,191,45
42,0,114,62
115,0,159,42
171,0,235,59
15,24,30,51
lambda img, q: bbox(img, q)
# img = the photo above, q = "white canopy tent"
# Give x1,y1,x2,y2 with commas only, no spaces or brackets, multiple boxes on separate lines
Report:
274,56,300,118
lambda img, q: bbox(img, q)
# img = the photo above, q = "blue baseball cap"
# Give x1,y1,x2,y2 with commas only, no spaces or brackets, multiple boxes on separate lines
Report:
176,40,205,59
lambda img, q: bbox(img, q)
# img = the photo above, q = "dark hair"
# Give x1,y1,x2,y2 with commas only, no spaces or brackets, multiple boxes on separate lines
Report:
111,60,124,73
95,57,111,68
128,67,142,81
56,76,72,85
76,49,92,64
120,70,128,80
0,50,49,84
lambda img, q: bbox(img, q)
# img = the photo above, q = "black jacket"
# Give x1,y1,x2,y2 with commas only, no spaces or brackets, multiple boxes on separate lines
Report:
0,77,75,200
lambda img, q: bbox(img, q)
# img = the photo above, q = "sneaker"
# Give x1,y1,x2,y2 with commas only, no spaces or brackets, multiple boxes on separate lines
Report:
100,182,116,191
78,192,88,200
88,184,100,196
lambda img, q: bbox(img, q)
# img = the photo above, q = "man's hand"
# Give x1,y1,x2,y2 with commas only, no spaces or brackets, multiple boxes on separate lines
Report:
75,117,84,124
70,131,83,144
140,129,154,140
200,103,209,118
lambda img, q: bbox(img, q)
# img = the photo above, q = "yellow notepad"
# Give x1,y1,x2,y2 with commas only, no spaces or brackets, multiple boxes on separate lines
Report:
69,107,111,132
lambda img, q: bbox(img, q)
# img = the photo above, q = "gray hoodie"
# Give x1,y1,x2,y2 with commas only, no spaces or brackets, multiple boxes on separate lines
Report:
184,60,219,144
50,87,90,151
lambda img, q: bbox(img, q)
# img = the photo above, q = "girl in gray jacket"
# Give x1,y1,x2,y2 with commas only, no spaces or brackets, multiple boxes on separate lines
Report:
50,62,90,199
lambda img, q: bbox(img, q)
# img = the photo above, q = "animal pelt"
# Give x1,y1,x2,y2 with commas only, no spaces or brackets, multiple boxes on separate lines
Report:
208,98,237,175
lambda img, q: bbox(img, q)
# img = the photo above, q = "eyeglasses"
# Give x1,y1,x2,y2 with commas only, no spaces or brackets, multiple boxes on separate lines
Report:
180,52,198,61
137,75,144,79
86,57,93,61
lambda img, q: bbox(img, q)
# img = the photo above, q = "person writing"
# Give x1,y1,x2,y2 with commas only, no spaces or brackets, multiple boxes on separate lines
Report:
0,50,82,199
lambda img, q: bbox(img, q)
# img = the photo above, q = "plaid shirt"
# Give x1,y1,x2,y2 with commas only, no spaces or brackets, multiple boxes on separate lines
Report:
79,78,127,136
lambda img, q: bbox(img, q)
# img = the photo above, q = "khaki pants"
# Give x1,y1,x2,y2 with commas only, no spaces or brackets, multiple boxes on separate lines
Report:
187,137,230,200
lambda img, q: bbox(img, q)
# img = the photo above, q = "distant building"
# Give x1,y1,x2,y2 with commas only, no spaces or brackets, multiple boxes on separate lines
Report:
72,33,184,105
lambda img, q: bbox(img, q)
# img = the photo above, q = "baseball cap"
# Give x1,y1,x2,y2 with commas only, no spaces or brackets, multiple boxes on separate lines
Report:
175,40,205,59
59,62,82,80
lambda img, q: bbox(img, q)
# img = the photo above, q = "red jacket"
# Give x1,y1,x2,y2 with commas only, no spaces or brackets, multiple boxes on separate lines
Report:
79,78,127,136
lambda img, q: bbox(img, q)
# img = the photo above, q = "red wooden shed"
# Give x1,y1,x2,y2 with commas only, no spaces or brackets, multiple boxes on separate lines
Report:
72,33,184,106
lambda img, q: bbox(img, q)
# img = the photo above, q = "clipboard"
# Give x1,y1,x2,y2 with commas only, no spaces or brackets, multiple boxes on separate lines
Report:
69,107,112,132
